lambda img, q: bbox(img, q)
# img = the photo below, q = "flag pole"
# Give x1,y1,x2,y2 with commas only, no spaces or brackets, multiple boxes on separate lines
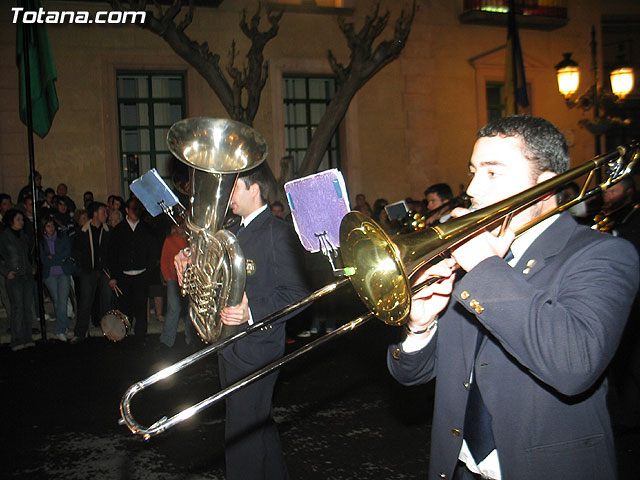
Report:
21,14,47,342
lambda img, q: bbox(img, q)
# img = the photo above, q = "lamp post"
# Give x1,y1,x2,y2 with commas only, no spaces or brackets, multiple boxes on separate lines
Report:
555,26,634,157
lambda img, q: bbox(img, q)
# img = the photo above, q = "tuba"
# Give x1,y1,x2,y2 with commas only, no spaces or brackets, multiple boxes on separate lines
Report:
167,118,267,343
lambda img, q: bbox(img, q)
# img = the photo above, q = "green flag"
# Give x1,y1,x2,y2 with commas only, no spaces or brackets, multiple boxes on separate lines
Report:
16,0,59,138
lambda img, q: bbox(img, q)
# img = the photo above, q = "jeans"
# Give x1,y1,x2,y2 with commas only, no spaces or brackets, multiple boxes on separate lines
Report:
6,275,34,348
43,274,71,335
160,279,191,347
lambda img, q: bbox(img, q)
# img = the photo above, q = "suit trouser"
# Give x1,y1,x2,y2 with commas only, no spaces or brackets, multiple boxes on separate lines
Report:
75,270,112,338
116,271,149,336
218,354,289,480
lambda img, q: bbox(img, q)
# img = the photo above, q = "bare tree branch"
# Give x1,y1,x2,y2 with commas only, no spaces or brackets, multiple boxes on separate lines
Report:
109,0,282,125
297,1,416,177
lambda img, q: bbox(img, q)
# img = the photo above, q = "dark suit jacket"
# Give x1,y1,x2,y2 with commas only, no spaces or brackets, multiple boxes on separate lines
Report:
388,212,639,480
109,219,157,282
71,222,111,274
221,208,308,371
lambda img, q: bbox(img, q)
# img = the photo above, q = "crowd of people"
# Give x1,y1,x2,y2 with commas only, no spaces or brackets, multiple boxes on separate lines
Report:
0,171,189,352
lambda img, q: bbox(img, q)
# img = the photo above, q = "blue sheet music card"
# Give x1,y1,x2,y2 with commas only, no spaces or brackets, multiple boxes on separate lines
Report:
129,168,180,217
284,169,350,253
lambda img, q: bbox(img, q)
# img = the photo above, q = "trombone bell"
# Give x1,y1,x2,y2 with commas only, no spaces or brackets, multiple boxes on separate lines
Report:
339,212,411,325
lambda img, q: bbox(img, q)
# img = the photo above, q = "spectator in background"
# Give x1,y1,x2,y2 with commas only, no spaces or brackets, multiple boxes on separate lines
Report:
70,202,112,343
83,191,94,209
108,209,123,229
0,209,35,351
56,183,76,213
18,196,36,247
372,198,395,233
39,188,57,218
0,194,13,322
354,193,373,217
0,193,13,226
159,219,191,348
109,197,157,341
40,217,74,342
108,195,124,215
561,182,590,221
53,196,75,235
424,183,454,225
72,208,88,230
270,201,286,219
18,170,45,205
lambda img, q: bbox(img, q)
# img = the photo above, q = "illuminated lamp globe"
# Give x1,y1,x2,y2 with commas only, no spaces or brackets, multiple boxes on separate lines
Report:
555,53,580,98
610,67,634,99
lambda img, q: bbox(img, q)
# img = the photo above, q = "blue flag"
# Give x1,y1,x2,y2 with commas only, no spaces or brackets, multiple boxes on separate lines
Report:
16,0,59,137
504,1,529,115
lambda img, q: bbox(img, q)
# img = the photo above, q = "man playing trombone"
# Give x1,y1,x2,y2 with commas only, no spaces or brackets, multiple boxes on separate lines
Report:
387,115,639,480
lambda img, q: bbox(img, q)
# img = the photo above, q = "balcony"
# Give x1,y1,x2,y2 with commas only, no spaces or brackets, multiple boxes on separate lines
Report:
460,0,568,30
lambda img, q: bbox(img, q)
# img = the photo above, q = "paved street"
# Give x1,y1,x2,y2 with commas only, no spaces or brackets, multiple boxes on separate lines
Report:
2,297,639,479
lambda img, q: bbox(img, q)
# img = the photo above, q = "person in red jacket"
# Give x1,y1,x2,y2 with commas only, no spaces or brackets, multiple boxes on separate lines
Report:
159,219,192,348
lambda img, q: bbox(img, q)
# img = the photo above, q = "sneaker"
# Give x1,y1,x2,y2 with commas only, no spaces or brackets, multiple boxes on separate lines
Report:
70,336,83,344
45,313,54,322
54,333,68,342
297,330,311,338
309,327,318,334
24,342,36,348
11,344,25,352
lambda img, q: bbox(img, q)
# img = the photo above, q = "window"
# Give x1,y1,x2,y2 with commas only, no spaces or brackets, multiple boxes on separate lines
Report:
486,82,505,122
485,81,532,121
116,71,186,197
283,76,340,174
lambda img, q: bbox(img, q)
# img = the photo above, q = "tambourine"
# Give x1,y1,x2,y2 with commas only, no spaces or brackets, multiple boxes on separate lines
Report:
100,309,131,342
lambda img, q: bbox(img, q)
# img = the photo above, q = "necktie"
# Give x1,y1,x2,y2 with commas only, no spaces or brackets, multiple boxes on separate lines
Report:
463,331,496,463
462,248,513,462
504,248,514,263
236,224,245,236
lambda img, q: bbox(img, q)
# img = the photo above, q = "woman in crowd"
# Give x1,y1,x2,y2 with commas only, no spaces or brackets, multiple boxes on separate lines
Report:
159,219,191,348
40,217,75,342
0,209,35,351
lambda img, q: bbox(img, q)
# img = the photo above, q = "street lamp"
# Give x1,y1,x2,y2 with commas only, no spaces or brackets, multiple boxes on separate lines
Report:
555,26,634,155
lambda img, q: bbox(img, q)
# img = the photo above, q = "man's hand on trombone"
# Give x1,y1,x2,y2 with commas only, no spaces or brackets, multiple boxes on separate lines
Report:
406,207,516,333
407,258,457,334
448,207,515,272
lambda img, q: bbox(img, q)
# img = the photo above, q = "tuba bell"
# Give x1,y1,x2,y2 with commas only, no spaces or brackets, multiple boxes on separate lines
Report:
167,118,267,343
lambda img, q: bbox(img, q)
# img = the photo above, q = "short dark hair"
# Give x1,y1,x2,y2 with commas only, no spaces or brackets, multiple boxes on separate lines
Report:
125,197,144,218
40,215,56,231
83,191,94,199
238,164,277,205
0,193,11,204
424,183,453,202
2,208,24,228
44,188,55,196
478,115,570,178
271,200,284,209
87,201,107,219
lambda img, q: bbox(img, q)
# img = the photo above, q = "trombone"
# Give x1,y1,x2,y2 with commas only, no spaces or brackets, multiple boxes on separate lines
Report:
119,141,638,440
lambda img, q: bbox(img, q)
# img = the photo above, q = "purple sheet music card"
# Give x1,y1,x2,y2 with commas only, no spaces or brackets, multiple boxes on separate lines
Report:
285,169,350,253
